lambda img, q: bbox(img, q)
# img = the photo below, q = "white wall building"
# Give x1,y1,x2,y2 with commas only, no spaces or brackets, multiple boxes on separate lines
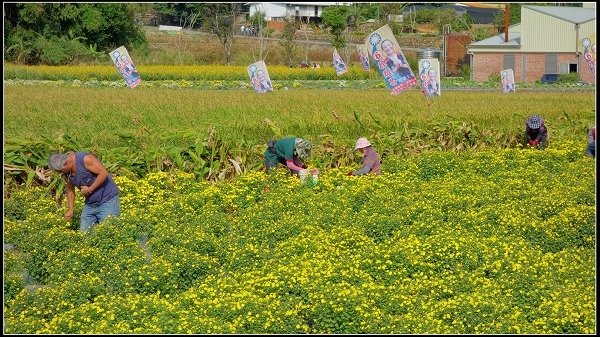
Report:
247,2,351,22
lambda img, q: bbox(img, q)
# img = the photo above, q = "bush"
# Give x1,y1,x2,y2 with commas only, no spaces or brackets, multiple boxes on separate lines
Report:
460,65,471,80
557,73,581,84
487,72,500,83
4,273,25,302
415,9,437,23
471,27,494,41
34,36,102,65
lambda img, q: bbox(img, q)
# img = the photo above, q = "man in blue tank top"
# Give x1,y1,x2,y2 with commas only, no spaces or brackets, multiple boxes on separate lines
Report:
48,151,120,231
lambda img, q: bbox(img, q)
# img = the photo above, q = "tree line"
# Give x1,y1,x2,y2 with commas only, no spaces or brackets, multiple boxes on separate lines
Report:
3,3,240,65
5,3,578,66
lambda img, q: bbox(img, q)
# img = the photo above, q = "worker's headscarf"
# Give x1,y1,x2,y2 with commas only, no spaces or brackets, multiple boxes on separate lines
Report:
527,115,543,129
294,138,312,161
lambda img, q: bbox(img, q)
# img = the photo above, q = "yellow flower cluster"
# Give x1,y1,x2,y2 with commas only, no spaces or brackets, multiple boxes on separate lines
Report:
3,143,595,334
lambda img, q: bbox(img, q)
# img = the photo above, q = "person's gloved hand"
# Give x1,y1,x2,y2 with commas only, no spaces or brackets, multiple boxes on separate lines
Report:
528,140,536,146
347,171,353,176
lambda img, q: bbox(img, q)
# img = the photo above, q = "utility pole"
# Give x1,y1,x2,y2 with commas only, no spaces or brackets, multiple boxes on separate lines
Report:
504,3,509,42
442,24,451,77
304,30,309,64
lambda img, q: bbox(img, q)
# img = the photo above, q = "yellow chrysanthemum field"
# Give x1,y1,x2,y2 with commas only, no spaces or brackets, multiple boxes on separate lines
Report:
4,142,596,334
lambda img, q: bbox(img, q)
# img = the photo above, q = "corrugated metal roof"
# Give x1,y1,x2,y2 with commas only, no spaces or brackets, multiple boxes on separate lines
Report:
469,5,597,49
523,5,596,24
458,2,506,9
401,4,437,13
468,30,521,48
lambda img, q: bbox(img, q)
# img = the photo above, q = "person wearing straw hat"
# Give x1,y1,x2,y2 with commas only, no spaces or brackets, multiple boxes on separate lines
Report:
347,137,381,176
265,137,312,174
48,151,120,231
525,114,548,149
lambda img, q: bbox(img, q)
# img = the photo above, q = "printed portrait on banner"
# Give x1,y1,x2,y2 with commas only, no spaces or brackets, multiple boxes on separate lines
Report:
581,34,596,78
248,60,274,94
501,69,516,93
109,46,141,88
418,58,441,97
357,45,370,72
365,25,417,94
333,48,348,76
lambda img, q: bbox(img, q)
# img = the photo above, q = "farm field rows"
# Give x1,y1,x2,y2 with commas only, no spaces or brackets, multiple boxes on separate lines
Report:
3,81,597,334
4,84,595,181
5,84,594,143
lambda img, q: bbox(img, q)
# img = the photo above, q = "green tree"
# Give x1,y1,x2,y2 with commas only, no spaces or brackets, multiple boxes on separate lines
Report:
126,2,154,18
202,4,237,65
279,16,299,67
359,3,380,21
4,3,147,65
377,3,405,23
153,3,206,29
493,4,520,33
345,3,369,27
434,9,472,34
321,5,349,50
249,8,269,60
249,10,267,30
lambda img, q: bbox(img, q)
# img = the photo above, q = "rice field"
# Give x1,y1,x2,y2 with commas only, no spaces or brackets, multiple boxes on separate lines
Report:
4,85,595,148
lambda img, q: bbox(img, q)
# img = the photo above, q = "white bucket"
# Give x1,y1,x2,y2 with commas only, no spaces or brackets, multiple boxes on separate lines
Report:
298,169,309,183
311,168,319,185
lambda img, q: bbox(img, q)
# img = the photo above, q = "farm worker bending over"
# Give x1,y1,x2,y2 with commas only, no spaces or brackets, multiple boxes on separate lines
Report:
265,137,312,174
585,126,596,158
347,137,381,176
48,152,120,231
525,114,548,149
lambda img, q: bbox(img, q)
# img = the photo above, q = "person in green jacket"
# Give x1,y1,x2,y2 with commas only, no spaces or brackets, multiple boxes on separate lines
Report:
264,137,312,174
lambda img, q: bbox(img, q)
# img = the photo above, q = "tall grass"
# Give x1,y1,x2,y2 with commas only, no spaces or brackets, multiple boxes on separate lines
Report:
4,85,595,193
5,86,595,147
4,64,371,81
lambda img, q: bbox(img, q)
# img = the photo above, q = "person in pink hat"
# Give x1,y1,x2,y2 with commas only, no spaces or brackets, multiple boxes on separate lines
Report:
347,137,381,176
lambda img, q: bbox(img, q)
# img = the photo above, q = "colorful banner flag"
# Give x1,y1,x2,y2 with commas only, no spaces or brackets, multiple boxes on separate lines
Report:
333,48,348,76
581,34,596,78
418,58,441,97
365,25,417,95
357,45,370,72
247,60,274,94
501,69,515,93
109,46,141,88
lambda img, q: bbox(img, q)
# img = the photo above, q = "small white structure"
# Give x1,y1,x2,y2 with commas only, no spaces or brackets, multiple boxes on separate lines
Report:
248,2,351,22
159,25,183,32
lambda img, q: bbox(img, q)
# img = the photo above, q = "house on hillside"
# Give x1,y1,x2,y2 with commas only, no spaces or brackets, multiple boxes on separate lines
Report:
247,2,350,28
467,4,596,84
